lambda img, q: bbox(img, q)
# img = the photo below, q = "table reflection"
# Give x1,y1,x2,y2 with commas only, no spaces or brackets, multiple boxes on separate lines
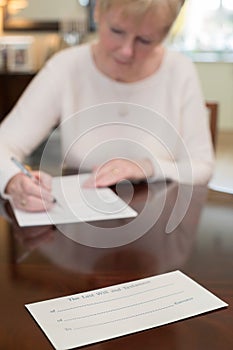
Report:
3,182,208,292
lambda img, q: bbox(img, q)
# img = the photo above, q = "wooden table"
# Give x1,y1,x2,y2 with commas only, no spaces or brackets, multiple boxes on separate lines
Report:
0,182,232,350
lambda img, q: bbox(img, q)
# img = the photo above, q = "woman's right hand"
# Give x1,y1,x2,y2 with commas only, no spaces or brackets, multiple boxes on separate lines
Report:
5,170,55,212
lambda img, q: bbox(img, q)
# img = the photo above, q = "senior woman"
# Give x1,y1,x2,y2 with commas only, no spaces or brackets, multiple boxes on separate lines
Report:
0,0,214,212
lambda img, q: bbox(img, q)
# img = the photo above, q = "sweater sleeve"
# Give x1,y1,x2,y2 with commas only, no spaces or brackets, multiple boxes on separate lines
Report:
0,57,62,197
150,57,215,185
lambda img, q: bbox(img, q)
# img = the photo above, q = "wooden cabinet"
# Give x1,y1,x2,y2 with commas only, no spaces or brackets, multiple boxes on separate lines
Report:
0,72,36,122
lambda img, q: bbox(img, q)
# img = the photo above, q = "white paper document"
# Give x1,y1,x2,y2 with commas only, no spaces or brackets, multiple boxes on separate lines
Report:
11,174,137,227
25,270,228,350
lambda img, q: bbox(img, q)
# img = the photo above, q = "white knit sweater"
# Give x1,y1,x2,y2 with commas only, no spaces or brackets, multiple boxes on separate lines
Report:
0,43,214,196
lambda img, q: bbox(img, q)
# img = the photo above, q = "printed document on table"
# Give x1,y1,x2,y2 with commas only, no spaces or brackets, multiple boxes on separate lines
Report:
25,270,228,350
11,174,137,227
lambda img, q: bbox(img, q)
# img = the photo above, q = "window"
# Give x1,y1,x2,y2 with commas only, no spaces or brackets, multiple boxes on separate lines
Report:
168,0,233,53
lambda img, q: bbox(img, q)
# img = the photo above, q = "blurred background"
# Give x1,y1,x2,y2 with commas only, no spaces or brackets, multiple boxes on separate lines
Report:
0,0,232,192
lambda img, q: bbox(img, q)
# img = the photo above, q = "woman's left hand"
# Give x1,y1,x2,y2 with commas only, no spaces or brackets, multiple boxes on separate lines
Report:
84,158,154,187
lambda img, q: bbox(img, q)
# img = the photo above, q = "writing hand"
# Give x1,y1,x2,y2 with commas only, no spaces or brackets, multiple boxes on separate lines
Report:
5,170,55,212
84,158,154,188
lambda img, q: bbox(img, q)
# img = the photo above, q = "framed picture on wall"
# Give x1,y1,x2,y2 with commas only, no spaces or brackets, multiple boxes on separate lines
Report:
6,37,35,72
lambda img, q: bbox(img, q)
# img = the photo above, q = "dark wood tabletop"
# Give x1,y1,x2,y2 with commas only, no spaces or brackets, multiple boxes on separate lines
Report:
0,181,232,350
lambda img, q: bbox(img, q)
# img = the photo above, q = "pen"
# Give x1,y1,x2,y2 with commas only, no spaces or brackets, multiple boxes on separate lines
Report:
11,156,59,205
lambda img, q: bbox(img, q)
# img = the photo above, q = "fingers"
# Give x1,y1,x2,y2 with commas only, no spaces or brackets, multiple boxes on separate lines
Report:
6,172,55,212
34,170,52,191
84,164,121,188
84,159,152,188
16,193,54,212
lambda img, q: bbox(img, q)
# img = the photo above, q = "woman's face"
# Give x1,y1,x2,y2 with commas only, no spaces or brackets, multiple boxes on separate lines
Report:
94,4,172,82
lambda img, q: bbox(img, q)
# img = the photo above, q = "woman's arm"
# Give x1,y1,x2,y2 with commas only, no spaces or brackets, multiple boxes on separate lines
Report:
0,57,62,198
150,58,215,185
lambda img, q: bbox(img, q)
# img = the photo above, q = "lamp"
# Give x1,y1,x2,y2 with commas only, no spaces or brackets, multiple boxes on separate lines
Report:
0,0,7,6
7,0,28,14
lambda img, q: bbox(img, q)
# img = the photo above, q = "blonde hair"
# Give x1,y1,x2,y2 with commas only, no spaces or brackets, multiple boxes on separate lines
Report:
97,0,185,22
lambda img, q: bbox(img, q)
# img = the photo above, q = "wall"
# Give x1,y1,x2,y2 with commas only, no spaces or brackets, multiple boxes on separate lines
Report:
196,62,233,131
7,0,86,20
0,7,3,35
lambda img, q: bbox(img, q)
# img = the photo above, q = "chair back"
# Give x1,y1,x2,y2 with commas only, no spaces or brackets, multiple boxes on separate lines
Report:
206,101,218,150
